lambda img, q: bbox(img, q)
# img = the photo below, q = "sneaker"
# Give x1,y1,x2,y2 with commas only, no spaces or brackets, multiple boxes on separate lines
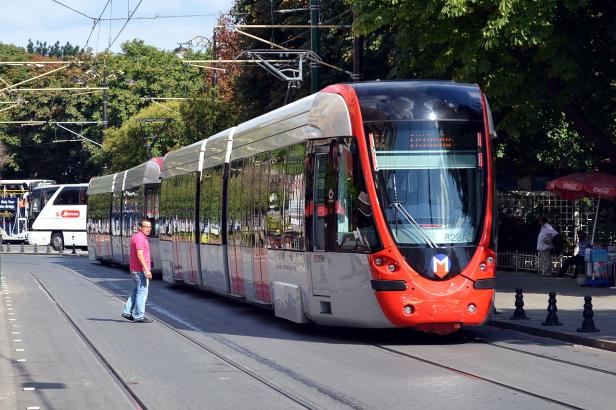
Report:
133,317,153,323
121,313,134,321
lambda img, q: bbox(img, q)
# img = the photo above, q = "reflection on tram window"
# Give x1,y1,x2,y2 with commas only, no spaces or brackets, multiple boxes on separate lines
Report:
122,187,141,237
227,158,244,247
365,119,484,246
111,191,122,236
312,138,380,253
160,173,197,242
200,165,223,245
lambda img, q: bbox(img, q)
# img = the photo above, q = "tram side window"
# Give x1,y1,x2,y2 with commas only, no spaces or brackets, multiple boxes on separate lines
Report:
267,148,286,249
200,167,211,244
284,144,306,250
254,152,270,248
144,185,159,237
336,139,380,252
210,165,223,244
200,167,223,245
159,179,172,241
228,159,244,246
122,188,141,237
111,191,122,236
241,157,254,248
174,173,197,243
313,138,380,253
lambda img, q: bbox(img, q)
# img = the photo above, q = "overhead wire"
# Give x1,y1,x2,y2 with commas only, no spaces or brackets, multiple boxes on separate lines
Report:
106,0,144,51
50,0,94,20
83,0,112,50
281,9,351,46
98,13,220,21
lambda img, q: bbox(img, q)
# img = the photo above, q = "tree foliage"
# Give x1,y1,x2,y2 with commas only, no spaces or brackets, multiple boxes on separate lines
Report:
351,0,616,176
26,40,81,58
0,39,239,181
103,101,183,172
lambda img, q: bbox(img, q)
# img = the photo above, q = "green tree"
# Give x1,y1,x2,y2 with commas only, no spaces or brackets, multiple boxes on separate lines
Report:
351,0,616,175
103,101,183,171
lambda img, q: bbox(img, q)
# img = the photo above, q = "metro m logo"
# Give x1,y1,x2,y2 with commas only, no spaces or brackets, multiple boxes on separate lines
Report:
432,254,451,278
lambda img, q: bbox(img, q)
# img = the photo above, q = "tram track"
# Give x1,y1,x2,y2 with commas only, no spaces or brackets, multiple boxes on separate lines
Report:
28,271,147,410
363,339,591,410
38,265,363,410
464,331,616,378
25,259,613,410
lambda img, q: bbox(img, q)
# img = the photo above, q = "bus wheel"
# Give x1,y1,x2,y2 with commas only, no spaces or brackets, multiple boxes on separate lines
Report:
51,233,64,251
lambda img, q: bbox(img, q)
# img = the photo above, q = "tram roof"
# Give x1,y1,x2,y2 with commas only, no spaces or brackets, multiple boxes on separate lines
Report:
113,171,127,193
161,90,352,178
349,80,484,122
124,157,163,190
87,173,117,195
162,139,207,179
202,129,233,169
230,92,351,161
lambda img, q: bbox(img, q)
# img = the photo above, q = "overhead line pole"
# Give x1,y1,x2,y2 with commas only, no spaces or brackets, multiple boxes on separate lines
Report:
310,0,321,93
352,12,364,82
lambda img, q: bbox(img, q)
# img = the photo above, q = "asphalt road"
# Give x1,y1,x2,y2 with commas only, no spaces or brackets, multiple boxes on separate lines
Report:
2,254,616,409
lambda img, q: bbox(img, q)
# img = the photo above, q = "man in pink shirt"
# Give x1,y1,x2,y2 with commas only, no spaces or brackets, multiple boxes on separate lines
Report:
122,218,153,323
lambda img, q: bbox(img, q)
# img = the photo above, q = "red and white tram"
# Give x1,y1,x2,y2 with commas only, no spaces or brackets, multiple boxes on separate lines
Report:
87,157,163,274
89,81,496,334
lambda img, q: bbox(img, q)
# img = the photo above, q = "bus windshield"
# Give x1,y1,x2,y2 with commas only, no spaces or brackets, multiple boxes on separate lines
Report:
29,186,59,219
365,119,485,246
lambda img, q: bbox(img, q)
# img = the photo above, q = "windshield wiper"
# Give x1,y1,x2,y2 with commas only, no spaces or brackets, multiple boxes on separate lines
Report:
392,201,438,248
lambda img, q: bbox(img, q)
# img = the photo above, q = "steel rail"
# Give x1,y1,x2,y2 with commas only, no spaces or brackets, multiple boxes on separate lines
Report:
44,265,332,410
464,332,616,377
27,271,147,410
364,341,584,410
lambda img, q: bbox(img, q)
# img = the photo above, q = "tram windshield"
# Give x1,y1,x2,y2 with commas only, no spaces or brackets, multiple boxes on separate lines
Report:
354,82,486,247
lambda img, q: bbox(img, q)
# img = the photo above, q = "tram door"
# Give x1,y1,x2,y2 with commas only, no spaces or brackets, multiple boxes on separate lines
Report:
309,143,337,296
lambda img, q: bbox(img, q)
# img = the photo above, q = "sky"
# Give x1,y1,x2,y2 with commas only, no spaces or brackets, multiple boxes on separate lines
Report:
1,0,235,53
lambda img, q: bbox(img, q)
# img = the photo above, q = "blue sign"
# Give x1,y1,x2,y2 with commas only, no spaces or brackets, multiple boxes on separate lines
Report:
0,197,18,212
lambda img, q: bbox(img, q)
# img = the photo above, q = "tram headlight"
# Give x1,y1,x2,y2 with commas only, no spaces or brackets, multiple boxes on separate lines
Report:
387,263,397,272
467,303,477,314
404,305,414,314
479,262,487,271
374,257,384,266
487,256,495,265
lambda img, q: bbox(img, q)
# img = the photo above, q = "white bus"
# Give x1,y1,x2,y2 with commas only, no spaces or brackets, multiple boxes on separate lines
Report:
27,183,88,250
0,179,55,241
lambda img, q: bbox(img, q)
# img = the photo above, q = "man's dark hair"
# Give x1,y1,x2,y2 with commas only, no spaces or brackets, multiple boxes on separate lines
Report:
138,218,151,228
539,217,548,224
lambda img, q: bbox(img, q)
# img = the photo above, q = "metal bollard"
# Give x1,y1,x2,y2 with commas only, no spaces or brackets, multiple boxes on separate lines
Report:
577,295,600,332
46,243,51,254
71,236,76,255
6,243,11,253
510,288,529,320
20,242,24,253
33,243,38,254
542,291,563,326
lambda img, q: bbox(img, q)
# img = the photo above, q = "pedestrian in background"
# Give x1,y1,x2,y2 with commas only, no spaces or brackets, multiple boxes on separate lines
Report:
537,217,558,276
122,218,153,323
557,231,587,278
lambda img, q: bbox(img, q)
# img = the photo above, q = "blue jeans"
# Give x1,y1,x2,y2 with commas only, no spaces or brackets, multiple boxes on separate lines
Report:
123,271,149,320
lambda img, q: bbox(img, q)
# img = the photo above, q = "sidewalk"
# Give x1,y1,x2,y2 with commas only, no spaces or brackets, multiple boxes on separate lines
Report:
492,270,616,351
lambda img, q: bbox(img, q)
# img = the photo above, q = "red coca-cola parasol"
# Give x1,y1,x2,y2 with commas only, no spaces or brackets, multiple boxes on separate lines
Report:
546,173,616,244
